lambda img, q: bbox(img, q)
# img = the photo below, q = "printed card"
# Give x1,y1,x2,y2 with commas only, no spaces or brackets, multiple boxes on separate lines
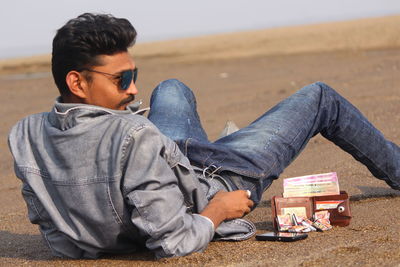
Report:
281,207,307,218
283,172,340,197
315,200,344,210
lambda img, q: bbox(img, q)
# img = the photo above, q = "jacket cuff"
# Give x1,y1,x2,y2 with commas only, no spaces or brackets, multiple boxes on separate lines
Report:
195,214,215,235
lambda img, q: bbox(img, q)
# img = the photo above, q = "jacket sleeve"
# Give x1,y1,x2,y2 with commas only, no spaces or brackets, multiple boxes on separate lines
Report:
121,123,214,258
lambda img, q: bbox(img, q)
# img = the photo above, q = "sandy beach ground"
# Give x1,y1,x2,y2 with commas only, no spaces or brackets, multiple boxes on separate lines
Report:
1,15,399,266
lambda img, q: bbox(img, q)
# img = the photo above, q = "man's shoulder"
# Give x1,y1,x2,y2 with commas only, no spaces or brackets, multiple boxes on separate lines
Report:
108,112,157,131
115,112,151,124
8,112,49,155
10,112,48,133
18,112,48,122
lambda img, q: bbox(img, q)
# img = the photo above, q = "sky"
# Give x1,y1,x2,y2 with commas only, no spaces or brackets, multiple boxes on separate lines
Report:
1,0,400,59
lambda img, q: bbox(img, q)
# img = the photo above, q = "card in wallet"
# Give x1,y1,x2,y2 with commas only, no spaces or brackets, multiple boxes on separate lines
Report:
271,191,352,230
313,191,352,226
271,196,314,230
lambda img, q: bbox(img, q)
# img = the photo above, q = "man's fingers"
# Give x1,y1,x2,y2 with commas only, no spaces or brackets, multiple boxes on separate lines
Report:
213,190,255,219
246,206,251,214
242,199,254,216
242,190,254,208
242,206,251,216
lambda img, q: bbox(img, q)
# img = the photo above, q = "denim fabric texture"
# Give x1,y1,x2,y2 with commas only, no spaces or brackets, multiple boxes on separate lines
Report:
8,95,254,259
149,79,400,205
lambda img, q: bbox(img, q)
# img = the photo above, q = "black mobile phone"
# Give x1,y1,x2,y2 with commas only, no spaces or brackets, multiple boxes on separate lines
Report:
255,232,308,242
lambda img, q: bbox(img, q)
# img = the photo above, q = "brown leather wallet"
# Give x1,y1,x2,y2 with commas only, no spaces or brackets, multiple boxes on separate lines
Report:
272,191,352,230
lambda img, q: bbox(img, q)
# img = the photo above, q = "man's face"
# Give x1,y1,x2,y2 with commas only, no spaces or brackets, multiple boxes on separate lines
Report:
82,52,138,110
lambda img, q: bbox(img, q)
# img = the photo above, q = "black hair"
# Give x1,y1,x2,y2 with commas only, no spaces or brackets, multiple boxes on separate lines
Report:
52,13,137,96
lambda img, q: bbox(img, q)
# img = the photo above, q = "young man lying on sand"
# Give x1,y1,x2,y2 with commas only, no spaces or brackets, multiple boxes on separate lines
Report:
8,13,400,259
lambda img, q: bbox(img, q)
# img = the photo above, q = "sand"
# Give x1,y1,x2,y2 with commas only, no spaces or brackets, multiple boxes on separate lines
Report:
0,15,399,266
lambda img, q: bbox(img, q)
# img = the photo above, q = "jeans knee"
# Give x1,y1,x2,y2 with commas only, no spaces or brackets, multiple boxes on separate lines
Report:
315,81,333,91
150,79,196,107
153,79,193,97
160,79,192,94
300,81,334,98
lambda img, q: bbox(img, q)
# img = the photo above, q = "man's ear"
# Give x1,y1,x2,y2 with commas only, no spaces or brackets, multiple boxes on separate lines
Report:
65,71,88,99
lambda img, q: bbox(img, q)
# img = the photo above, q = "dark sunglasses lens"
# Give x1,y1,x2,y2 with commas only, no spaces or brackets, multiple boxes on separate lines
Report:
120,70,133,90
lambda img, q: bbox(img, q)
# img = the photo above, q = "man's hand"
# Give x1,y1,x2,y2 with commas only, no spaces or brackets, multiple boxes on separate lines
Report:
200,190,254,228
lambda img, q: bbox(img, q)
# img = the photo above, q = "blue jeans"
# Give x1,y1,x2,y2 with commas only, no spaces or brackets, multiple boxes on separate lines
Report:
148,79,400,205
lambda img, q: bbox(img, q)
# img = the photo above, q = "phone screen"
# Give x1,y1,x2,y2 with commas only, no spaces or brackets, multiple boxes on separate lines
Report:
274,232,300,237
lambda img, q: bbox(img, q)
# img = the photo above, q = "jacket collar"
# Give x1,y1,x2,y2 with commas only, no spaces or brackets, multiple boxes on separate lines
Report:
48,97,148,131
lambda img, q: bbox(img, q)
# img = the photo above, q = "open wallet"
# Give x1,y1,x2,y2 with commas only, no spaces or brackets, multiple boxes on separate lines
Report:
271,191,352,230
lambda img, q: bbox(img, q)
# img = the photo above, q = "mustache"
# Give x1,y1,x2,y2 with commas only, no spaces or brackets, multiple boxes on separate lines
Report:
119,94,135,107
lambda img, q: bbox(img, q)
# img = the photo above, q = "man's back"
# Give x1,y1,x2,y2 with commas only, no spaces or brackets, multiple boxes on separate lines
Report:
7,12,260,260
8,103,148,258
8,101,218,258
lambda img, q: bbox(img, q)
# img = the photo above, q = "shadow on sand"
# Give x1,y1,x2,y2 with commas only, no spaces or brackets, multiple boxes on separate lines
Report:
0,231,155,262
352,186,400,201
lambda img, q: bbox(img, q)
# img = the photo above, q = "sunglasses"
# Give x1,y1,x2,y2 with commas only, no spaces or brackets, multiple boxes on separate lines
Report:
83,68,138,90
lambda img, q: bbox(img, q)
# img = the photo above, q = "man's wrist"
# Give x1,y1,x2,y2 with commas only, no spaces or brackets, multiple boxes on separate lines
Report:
200,199,226,228
199,214,215,231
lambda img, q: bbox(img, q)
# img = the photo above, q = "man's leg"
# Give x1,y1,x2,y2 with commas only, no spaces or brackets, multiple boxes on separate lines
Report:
148,79,209,142
215,82,400,203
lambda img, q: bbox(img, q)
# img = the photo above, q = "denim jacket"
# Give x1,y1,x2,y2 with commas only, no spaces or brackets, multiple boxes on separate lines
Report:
8,100,255,259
